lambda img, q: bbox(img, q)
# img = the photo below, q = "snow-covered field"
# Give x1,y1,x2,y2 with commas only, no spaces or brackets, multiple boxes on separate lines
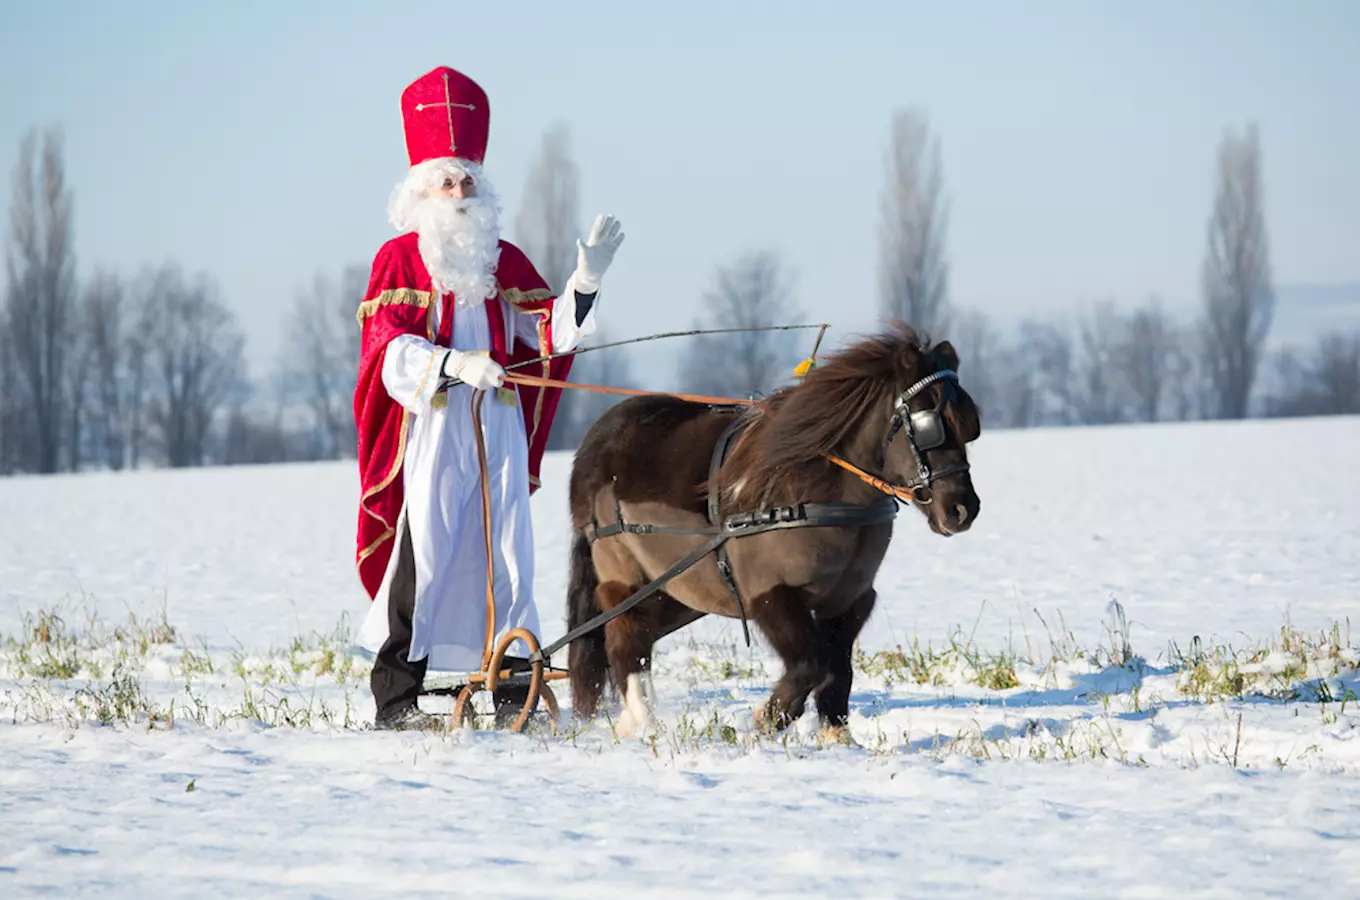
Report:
3,415,1359,896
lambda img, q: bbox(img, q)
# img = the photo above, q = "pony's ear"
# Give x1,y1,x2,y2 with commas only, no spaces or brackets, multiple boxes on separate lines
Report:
933,340,960,372
895,341,925,380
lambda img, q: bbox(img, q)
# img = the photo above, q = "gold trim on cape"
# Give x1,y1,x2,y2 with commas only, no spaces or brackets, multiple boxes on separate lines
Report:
355,406,409,578
360,403,410,532
357,526,396,564
356,288,437,326
499,286,555,308
532,313,551,441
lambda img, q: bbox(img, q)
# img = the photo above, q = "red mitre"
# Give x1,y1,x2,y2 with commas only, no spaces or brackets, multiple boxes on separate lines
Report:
400,66,490,167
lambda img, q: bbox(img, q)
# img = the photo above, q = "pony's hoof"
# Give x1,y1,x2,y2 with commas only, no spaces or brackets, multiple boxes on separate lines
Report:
753,704,771,734
817,724,861,748
614,708,654,740
754,701,795,736
612,672,655,739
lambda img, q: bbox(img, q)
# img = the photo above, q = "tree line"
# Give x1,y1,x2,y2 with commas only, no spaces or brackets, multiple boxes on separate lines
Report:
3,116,1356,476
698,112,1357,429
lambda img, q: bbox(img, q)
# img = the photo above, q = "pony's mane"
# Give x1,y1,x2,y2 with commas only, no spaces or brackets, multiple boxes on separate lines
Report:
712,321,961,504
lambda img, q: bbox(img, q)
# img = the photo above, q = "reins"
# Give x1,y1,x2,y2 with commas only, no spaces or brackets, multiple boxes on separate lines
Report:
502,372,759,409
822,455,917,504
499,372,915,505
456,364,965,669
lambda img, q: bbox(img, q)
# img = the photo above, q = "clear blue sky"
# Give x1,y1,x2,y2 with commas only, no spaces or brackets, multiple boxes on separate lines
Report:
3,0,1357,379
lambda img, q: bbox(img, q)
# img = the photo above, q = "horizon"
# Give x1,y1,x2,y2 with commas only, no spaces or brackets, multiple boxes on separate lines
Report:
3,1,1359,383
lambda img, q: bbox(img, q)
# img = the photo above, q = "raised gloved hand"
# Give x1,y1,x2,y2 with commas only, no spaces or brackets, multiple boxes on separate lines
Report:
441,350,505,390
574,213,625,294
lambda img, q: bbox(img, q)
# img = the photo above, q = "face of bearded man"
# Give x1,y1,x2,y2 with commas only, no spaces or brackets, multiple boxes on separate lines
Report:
389,160,503,308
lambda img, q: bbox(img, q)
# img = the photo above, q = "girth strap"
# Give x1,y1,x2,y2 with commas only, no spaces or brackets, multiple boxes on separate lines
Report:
708,415,754,645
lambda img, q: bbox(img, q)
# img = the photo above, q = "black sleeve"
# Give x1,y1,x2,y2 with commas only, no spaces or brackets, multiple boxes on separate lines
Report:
574,290,596,328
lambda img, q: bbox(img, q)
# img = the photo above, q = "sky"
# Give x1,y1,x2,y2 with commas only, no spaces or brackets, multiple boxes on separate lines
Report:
2,0,1358,381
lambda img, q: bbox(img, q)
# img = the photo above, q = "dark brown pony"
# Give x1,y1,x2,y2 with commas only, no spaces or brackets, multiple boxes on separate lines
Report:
564,322,982,740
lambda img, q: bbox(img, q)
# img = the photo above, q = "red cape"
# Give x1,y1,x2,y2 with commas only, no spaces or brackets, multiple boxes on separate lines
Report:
352,233,574,600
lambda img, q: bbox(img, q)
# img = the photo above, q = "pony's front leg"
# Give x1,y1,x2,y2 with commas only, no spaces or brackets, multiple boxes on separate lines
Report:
813,588,877,746
599,581,658,739
751,585,827,733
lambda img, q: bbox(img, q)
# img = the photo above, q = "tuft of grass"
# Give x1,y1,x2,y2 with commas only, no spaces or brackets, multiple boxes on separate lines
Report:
1170,619,1358,702
853,632,1021,691
673,637,768,688
2,606,370,734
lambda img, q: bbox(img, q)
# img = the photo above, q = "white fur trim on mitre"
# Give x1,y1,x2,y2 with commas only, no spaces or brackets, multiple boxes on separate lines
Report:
387,157,498,233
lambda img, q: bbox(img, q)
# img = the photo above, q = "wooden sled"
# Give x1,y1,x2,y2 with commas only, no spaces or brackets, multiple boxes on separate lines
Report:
420,628,570,733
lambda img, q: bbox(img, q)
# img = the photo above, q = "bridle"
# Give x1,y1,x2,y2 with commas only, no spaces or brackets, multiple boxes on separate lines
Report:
825,367,972,506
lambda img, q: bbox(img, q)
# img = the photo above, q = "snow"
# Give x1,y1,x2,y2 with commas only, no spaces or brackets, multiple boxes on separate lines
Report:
3,414,1360,896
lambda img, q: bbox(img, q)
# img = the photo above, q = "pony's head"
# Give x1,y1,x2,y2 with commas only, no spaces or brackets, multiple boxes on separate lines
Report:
727,321,982,536
877,331,982,535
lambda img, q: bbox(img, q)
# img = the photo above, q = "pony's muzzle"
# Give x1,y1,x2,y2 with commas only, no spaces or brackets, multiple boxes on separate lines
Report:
938,499,978,535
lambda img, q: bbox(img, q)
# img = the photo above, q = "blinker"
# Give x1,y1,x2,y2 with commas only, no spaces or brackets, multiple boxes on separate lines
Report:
908,409,947,451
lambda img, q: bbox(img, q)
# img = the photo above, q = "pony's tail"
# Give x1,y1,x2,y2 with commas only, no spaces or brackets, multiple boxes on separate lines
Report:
566,530,608,718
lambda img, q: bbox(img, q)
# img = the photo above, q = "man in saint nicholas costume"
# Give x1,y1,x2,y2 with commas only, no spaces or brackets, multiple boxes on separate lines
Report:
353,66,625,730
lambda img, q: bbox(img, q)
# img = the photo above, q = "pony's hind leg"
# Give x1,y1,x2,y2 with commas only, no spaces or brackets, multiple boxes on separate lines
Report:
751,586,827,733
598,581,659,739
813,588,877,745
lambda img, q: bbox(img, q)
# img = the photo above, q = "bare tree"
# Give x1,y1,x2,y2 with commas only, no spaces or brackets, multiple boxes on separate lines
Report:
81,269,156,469
1267,331,1360,416
514,121,580,294
947,308,1002,426
125,302,150,469
1023,302,1135,427
878,108,950,337
1200,123,1274,419
513,122,590,451
1116,298,1178,422
1079,302,1132,424
64,295,91,471
682,250,802,399
1310,332,1360,413
1020,317,1076,425
0,323,17,473
4,127,76,473
139,264,246,467
221,374,297,465
992,341,1040,429
1165,328,1200,421
81,269,131,469
549,327,636,448
278,264,365,459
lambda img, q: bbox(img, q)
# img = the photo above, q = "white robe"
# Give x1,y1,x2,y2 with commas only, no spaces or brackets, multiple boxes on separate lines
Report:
356,280,597,672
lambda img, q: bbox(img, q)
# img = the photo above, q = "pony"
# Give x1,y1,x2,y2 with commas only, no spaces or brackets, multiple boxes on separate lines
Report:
563,321,982,740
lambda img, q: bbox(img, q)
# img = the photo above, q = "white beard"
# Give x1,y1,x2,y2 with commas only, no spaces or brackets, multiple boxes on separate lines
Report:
410,194,502,308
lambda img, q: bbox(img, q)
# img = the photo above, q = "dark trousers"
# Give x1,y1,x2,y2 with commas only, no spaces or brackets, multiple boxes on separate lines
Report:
371,522,426,715
369,518,533,720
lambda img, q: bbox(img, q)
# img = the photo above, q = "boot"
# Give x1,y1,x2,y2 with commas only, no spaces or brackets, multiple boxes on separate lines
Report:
374,702,447,733
493,683,533,729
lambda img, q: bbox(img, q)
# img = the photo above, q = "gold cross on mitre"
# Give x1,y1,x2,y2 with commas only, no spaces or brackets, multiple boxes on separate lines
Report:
414,71,477,155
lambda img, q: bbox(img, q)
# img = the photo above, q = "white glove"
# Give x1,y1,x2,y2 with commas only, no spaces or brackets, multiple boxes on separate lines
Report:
573,213,625,294
442,350,505,390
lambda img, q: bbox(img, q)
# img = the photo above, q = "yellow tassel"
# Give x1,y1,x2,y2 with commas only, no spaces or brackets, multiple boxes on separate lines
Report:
794,357,817,378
